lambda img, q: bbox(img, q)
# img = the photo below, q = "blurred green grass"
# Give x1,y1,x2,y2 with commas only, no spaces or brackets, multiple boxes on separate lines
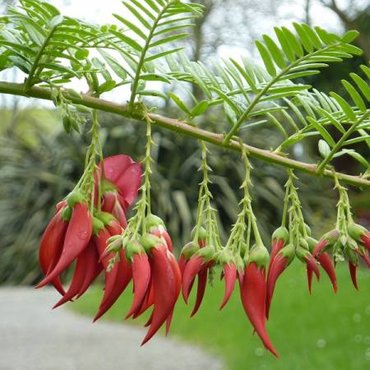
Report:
70,262,370,370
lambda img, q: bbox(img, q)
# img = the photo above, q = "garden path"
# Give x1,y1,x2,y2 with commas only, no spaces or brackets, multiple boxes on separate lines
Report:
0,288,223,370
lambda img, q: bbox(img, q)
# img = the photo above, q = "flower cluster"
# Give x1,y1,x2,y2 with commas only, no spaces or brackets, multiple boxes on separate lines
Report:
37,155,141,314
37,126,370,356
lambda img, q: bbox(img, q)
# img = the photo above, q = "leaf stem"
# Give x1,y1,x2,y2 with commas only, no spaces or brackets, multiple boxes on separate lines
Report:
0,81,369,188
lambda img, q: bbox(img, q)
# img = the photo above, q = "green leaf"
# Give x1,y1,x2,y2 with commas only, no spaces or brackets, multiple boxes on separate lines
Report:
341,79,366,112
48,15,64,29
274,27,295,62
262,35,286,69
140,73,171,83
316,107,345,133
329,92,357,121
24,23,45,46
74,49,89,61
350,73,370,102
190,101,209,117
113,13,147,40
256,40,276,76
8,55,31,73
341,30,359,43
145,47,183,62
281,27,304,58
168,93,191,114
360,65,370,79
137,90,168,99
293,23,314,53
307,116,336,147
98,80,117,94
300,24,322,49
98,50,129,80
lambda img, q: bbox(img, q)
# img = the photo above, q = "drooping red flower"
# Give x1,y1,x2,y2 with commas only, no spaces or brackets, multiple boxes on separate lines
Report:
37,154,142,308
182,246,215,317
240,245,278,357
266,244,295,318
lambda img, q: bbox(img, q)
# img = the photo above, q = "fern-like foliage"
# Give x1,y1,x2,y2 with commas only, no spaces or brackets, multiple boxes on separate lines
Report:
101,0,202,105
0,0,110,87
0,0,368,173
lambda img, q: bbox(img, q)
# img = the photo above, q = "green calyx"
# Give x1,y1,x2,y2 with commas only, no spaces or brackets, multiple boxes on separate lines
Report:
248,245,270,268
95,211,116,226
299,238,309,251
180,242,199,259
107,235,123,253
66,191,85,208
306,237,318,253
345,248,359,265
141,233,162,251
125,240,145,260
279,244,296,261
272,226,289,243
92,217,105,235
100,179,117,193
295,246,315,262
61,206,72,221
191,226,207,243
216,250,234,266
195,246,216,261
348,223,367,242
323,229,341,245
146,214,165,230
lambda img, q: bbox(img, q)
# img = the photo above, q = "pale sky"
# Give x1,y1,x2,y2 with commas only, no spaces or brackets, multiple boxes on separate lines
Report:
0,0,365,106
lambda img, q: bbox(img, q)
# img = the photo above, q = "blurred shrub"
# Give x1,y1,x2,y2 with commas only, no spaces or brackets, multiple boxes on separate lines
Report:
0,108,335,285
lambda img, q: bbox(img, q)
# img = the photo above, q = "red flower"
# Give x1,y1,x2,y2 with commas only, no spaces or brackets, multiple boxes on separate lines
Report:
182,246,215,317
239,246,278,357
37,154,141,308
266,244,295,318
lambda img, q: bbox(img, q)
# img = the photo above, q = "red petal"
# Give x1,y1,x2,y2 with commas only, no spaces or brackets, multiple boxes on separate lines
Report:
266,254,289,319
349,262,359,290
220,264,237,310
317,253,337,293
182,255,205,303
115,163,142,208
241,263,279,357
37,203,92,288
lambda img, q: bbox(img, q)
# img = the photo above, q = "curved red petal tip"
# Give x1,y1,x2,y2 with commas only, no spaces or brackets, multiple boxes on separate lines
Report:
317,253,337,293
313,239,329,257
125,253,151,319
241,263,279,357
362,234,370,252
349,262,359,290
306,255,320,280
182,256,205,303
165,309,174,336
220,264,237,310
141,256,179,344
39,203,92,287
266,255,289,319
270,239,285,264
190,269,208,317
178,255,187,276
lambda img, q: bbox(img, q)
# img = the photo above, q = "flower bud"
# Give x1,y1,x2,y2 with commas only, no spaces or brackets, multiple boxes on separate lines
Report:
248,245,270,268
272,226,289,243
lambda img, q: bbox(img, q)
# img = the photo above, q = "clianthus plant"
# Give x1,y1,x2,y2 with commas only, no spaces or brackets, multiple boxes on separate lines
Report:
1,0,370,357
